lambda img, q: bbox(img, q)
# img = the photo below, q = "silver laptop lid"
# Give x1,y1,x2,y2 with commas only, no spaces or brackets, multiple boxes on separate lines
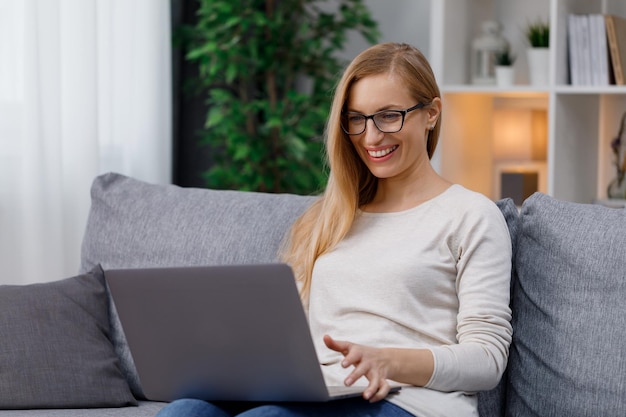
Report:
105,264,339,402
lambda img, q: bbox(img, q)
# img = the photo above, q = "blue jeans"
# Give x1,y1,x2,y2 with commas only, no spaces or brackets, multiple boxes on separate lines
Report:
155,398,414,417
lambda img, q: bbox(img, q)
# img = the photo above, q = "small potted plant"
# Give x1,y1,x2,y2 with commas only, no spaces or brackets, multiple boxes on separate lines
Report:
525,19,550,85
525,20,550,48
494,47,516,86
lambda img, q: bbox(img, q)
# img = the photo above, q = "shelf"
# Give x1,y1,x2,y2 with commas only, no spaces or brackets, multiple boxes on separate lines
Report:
442,85,626,95
553,86,626,95
430,0,626,203
441,85,549,96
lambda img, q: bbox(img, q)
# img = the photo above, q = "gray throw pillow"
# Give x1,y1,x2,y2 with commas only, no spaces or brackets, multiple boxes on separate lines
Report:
507,193,626,416
0,266,136,409
80,173,316,399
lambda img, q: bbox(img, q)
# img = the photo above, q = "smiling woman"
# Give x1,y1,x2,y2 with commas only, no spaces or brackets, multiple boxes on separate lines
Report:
280,43,511,417
0,0,172,285
158,43,513,417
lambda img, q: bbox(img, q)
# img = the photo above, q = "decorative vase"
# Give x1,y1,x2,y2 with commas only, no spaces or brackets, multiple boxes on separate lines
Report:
495,66,515,86
471,21,509,85
607,174,626,199
527,47,550,86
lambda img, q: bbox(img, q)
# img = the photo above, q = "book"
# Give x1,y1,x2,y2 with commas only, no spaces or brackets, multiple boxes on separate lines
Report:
568,14,582,85
589,14,610,85
579,14,592,85
569,14,621,86
605,14,626,85
568,14,597,86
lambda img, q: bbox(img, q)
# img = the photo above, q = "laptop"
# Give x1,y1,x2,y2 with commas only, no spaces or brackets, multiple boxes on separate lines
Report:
105,264,400,403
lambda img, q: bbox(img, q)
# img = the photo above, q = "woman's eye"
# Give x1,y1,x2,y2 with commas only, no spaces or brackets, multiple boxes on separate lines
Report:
379,112,401,122
348,115,365,123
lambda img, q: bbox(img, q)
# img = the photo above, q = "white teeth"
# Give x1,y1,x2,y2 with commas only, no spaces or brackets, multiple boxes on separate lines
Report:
368,145,398,158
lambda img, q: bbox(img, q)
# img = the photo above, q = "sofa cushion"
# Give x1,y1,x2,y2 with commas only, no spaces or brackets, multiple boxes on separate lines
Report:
0,266,136,409
0,401,166,417
507,193,626,416
80,173,316,399
477,197,519,417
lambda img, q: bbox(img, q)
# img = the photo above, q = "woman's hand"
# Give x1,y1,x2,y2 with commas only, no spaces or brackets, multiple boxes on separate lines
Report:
323,334,395,403
323,334,435,401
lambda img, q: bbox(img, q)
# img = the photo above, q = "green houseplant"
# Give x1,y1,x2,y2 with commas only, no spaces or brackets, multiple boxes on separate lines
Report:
179,0,379,194
524,18,550,85
495,47,516,66
494,46,516,86
525,19,550,48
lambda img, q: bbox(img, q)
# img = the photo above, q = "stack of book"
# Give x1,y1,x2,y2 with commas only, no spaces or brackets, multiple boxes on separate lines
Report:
568,14,626,86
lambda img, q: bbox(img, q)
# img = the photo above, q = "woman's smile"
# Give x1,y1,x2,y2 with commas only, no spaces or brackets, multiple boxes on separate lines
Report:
366,145,399,160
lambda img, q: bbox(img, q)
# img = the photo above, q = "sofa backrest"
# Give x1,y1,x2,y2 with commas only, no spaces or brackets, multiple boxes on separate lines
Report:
81,173,316,273
80,173,316,399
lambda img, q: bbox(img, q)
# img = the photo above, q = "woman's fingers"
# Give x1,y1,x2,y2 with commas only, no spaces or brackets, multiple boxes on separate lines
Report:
323,334,350,355
323,334,392,402
365,378,390,403
324,334,358,369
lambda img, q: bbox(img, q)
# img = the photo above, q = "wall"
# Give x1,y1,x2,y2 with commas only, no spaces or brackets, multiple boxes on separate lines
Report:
342,0,431,60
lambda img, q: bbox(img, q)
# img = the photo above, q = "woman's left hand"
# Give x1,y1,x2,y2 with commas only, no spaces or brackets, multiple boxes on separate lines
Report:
323,334,394,403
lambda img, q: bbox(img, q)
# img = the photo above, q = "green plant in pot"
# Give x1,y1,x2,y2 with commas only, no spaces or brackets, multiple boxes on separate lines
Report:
494,46,516,86
179,0,379,194
524,18,550,85
495,47,516,67
525,19,550,48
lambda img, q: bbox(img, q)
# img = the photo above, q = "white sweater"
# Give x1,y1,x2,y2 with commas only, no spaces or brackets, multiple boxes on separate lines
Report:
308,185,513,417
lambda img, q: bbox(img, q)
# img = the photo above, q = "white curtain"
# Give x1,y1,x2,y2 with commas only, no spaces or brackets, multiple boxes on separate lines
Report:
0,0,172,285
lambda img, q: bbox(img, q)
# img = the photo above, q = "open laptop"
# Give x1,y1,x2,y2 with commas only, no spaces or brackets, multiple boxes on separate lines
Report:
105,264,400,403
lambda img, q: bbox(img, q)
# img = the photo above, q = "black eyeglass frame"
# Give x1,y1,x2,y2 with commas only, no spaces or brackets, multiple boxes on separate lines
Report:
340,102,430,136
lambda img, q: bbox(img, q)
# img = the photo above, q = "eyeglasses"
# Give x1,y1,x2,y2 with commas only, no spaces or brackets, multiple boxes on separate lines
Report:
341,102,428,135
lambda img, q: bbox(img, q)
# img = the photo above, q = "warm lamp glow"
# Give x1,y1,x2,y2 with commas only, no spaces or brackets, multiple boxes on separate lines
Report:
493,109,531,159
492,109,547,161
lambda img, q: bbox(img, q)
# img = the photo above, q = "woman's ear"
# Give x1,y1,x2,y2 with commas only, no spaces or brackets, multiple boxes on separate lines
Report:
427,97,442,127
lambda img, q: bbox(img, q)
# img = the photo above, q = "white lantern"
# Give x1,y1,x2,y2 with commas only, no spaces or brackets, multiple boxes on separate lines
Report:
471,21,509,85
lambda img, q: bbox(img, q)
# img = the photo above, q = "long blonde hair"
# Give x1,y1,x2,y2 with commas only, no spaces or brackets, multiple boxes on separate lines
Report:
280,43,441,303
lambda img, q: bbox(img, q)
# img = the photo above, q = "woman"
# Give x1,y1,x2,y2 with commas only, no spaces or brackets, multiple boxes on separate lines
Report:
157,42,512,417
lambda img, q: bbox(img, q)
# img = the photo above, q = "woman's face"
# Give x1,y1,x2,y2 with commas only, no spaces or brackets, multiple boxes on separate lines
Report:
345,73,439,182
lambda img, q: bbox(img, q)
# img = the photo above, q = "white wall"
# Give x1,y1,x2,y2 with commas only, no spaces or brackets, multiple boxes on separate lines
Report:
341,0,431,60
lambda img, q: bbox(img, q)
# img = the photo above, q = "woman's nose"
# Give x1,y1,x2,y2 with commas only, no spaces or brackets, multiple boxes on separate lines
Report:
363,119,384,145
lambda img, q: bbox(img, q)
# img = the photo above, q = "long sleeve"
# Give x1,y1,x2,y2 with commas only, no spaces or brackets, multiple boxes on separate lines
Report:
427,196,512,391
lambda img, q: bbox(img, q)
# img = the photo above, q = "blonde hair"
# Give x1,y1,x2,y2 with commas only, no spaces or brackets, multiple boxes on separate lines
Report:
280,43,441,303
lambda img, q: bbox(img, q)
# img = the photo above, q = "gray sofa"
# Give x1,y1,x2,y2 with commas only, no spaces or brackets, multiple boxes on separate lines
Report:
0,172,624,417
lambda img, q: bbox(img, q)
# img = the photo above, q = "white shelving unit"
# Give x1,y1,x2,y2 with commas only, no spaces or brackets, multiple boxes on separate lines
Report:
428,0,626,203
